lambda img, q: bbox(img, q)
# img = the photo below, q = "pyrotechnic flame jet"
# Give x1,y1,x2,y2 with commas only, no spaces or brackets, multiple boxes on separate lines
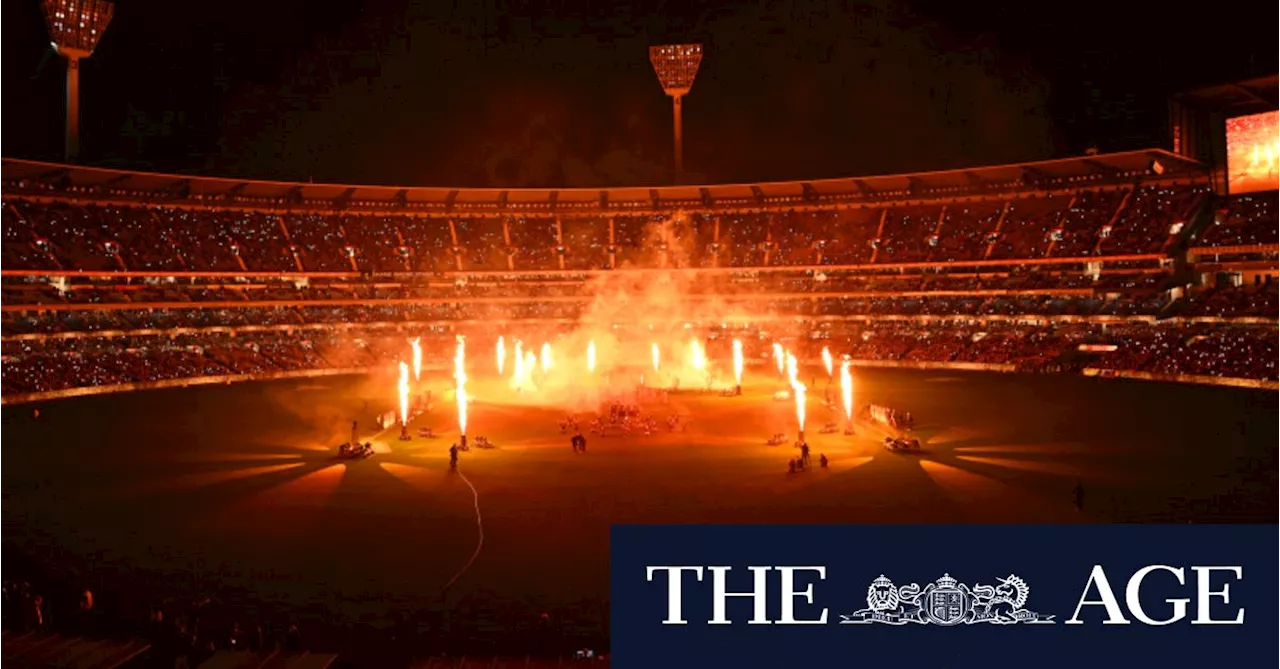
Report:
690,338,706,371
732,339,744,387
409,338,422,382
455,335,468,436
540,342,552,373
497,336,506,375
587,340,597,373
786,352,806,434
840,359,854,425
773,343,785,375
524,351,537,382
398,361,410,426
513,339,526,388
652,343,660,372
822,346,833,378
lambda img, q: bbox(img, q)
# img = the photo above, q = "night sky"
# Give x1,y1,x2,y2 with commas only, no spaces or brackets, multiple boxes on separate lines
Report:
3,0,1274,188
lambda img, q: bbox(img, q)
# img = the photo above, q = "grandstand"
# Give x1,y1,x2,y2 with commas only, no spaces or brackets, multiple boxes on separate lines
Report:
2,148,1276,400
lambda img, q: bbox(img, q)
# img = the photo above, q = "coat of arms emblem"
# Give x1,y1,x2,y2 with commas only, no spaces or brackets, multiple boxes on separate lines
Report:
840,573,1054,626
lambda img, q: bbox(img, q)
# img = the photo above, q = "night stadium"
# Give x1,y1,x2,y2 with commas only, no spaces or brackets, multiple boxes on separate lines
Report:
2,1,1277,667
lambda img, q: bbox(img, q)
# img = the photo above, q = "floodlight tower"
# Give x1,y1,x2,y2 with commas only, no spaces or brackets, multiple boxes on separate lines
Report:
649,44,703,184
41,0,115,163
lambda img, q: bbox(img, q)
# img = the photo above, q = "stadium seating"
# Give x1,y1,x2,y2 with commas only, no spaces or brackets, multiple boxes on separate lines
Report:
2,157,1276,396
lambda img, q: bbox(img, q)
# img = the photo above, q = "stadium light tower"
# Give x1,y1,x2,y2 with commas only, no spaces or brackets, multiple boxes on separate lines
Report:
41,0,115,163
649,43,703,184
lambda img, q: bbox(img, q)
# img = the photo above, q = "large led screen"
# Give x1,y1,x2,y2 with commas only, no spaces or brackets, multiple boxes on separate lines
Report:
1226,110,1279,193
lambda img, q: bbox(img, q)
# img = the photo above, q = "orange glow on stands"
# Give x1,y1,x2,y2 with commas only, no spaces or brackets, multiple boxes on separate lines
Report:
822,346,833,378
540,342,552,373
455,335,468,436
773,343,785,375
587,340,597,373
840,359,854,423
496,336,506,375
409,337,422,382
652,343,660,372
732,339,744,387
397,361,410,426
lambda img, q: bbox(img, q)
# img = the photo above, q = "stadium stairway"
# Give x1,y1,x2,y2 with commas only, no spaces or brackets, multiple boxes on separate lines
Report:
0,630,150,668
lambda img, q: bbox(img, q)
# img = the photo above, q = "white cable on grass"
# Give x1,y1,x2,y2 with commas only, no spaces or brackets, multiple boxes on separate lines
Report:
443,470,484,593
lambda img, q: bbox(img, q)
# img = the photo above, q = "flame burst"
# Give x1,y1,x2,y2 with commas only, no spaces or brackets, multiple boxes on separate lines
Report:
455,335,468,436
496,336,506,375
732,339,744,386
524,351,537,380
409,337,422,382
786,351,806,432
540,342,553,372
822,346,833,378
773,343,785,375
652,343,660,372
397,361,410,426
840,359,854,423
587,340,597,373
512,339,526,388
689,338,706,371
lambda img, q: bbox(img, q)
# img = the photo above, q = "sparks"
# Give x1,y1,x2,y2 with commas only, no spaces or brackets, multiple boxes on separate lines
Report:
455,335,468,436
651,342,660,372
397,361,410,427
496,336,506,375
409,337,422,382
540,342,552,372
587,340,597,373
822,346,833,378
773,343,785,375
732,339,744,387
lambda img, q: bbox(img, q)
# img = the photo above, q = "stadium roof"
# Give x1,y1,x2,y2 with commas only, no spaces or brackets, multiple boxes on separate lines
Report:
1172,75,1279,116
1,149,1204,213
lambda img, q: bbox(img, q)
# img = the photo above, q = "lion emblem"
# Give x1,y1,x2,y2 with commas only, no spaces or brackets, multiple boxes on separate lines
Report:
866,575,899,611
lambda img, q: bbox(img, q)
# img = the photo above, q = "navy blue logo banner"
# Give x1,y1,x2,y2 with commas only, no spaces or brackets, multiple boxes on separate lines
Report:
611,525,1276,669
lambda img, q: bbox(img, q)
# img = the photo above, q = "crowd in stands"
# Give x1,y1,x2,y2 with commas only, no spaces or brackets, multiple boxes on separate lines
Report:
2,181,1275,395
3,317,1275,397
1,182,1224,274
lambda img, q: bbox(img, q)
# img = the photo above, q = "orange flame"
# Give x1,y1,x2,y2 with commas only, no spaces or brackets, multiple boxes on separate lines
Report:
773,343,785,374
732,339,744,386
652,342,660,372
513,339,525,388
786,351,806,431
397,361,410,426
840,359,854,422
689,338,706,371
455,335,468,436
587,340,597,373
822,346,833,378
540,342,552,372
409,338,422,382
496,336,506,375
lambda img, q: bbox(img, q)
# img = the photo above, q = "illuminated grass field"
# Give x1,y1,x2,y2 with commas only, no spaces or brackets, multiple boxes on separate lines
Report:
2,368,1275,633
